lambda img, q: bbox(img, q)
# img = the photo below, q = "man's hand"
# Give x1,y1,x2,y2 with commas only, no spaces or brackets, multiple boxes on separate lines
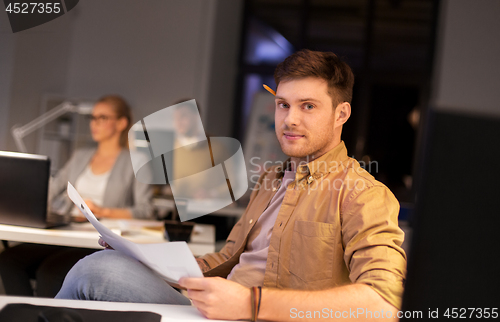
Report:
178,277,251,320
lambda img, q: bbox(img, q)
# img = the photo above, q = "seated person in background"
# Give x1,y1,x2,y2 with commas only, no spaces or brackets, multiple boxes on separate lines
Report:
170,100,232,200
56,50,406,322
0,95,153,298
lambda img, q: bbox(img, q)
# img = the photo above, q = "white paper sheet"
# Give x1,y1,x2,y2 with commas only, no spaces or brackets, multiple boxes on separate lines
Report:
66,182,203,283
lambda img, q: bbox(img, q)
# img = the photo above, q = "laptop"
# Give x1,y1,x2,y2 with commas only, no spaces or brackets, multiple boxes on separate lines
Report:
0,151,69,228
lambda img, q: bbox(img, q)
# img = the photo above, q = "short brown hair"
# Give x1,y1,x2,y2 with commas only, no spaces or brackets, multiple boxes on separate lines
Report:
274,49,355,106
96,95,132,148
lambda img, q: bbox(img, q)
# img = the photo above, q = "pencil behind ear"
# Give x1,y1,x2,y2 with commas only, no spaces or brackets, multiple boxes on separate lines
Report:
263,84,276,96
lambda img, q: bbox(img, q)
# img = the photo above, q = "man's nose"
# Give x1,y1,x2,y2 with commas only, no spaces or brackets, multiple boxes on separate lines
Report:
284,106,301,127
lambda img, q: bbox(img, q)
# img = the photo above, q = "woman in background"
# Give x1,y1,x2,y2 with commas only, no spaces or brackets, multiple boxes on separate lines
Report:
0,95,153,297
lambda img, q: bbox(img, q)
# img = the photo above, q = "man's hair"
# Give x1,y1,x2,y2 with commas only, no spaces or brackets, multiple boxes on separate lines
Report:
274,49,355,106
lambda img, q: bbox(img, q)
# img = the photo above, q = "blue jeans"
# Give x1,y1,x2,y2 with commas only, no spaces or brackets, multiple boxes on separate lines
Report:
55,250,191,305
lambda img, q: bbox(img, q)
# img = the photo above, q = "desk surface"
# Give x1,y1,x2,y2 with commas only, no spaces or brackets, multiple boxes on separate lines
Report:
0,219,215,257
153,198,246,218
0,296,236,322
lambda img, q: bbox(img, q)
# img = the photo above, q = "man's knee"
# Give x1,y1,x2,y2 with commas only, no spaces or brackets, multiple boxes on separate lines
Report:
58,250,129,300
58,250,191,304
71,250,132,281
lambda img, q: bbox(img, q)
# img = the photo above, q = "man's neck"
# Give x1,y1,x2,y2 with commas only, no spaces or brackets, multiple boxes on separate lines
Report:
289,140,343,170
289,158,312,172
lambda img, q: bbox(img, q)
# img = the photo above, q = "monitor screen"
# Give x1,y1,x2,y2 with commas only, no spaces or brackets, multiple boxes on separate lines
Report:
402,110,500,318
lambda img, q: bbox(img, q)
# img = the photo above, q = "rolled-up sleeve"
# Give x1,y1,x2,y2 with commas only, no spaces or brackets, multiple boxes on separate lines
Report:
341,185,407,309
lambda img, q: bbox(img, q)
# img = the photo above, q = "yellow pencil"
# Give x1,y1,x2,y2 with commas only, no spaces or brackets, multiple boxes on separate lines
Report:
263,84,276,96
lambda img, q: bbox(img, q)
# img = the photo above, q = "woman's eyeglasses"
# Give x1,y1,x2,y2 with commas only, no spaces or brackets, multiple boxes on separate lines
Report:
88,115,118,123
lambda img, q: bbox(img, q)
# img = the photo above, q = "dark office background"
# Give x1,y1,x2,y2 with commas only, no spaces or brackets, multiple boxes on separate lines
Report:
1,0,499,235
233,0,439,205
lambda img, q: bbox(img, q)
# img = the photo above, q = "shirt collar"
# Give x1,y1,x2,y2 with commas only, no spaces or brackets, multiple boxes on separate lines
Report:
275,141,349,180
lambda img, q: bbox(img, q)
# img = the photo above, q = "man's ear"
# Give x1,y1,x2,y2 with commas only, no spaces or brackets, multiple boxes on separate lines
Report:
335,102,351,127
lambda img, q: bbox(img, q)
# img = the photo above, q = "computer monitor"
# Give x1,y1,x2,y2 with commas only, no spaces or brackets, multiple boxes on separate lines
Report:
402,110,500,318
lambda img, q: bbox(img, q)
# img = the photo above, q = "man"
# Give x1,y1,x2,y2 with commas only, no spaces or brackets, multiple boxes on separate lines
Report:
57,50,406,321
169,100,232,202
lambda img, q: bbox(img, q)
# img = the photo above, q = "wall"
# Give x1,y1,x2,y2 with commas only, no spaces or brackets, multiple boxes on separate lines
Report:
0,0,243,152
431,0,500,116
64,0,216,121
0,10,74,152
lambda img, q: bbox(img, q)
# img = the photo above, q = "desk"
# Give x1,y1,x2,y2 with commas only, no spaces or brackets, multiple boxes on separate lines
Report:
0,296,236,321
0,219,215,257
153,198,246,218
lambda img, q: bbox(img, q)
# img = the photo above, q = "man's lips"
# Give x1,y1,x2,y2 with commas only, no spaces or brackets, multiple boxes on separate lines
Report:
283,132,305,140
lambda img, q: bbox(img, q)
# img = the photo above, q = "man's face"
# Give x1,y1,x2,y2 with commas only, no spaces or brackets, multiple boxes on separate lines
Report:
275,77,341,162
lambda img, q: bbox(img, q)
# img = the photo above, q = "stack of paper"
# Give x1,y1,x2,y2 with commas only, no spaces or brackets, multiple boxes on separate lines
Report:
67,182,203,283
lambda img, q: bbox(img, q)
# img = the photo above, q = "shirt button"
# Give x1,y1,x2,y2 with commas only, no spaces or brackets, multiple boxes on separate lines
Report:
272,187,278,192
249,219,253,224
308,175,314,183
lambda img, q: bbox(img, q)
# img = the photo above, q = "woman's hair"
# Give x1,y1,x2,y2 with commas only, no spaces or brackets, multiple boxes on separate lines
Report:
274,49,355,107
96,95,133,148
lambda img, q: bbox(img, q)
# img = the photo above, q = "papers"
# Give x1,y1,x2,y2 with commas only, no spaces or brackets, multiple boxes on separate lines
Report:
66,182,203,283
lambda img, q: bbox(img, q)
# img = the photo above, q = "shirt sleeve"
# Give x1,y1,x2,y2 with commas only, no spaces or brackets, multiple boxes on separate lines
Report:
129,177,153,219
48,149,87,215
48,154,72,203
341,184,407,309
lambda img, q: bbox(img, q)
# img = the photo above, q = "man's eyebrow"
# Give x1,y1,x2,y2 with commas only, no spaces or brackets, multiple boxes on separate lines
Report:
275,96,321,103
298,98,321,103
